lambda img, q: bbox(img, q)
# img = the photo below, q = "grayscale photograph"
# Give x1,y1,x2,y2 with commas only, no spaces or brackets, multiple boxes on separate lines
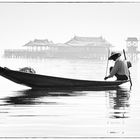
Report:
0,0,140,139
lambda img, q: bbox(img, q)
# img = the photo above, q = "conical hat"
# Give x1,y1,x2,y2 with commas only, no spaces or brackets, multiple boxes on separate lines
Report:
108,52,121,60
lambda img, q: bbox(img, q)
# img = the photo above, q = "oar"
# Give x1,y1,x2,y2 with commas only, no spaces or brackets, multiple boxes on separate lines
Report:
105,48,110,77
123,49,132,87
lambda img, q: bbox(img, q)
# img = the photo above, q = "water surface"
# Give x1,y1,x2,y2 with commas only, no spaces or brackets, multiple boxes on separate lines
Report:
0,58,140,138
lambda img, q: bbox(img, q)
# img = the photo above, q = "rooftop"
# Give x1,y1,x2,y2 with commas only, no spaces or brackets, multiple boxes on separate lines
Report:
24,39,53,47
23,36,114,48
65,36,113,47
126,37,138,41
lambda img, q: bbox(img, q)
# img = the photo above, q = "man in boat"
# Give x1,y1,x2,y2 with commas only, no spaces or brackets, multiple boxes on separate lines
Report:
104,52,130,81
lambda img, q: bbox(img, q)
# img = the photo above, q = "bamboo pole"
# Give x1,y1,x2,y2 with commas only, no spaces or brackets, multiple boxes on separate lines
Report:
123,49,132,87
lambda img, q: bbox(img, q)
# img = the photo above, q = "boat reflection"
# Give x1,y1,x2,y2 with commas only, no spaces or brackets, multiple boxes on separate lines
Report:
106,87,131,135
4,86,123,105
108,87,130,119
4,88,86,105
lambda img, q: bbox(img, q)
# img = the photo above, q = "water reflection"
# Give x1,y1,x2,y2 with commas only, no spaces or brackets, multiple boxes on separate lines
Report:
4,86,122,106
4,88,86,105
107,87,131,135
0,86,132,136
108,88,130,118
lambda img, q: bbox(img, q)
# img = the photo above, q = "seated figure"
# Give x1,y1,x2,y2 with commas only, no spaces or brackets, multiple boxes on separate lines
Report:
104,52,131,81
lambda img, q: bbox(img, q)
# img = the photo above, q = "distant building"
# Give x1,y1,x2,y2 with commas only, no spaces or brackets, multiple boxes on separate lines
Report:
126,37,140,60
66,36,111,47
23,39,54,51
63,36,114,59
3,36,114,60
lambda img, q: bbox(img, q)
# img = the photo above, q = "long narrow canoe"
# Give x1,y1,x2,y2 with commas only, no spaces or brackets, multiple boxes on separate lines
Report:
0,66,128,88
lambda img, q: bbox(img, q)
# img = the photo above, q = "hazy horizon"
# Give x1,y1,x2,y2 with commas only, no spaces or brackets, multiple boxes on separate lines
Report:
0,2,140,51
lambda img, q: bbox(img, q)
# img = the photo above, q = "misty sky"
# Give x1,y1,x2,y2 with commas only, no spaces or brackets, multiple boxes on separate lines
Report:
0,2,140,50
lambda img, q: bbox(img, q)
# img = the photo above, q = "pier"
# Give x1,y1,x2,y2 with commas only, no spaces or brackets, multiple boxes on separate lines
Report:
3,36,114,60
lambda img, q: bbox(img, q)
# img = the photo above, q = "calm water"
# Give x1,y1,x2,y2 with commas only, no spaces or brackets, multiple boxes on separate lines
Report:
0,57,140,138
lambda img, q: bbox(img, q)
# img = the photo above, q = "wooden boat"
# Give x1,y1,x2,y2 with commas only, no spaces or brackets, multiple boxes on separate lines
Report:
0,66,128,89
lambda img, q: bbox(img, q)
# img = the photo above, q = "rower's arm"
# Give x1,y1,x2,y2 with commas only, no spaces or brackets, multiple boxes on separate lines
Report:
107,61,119,78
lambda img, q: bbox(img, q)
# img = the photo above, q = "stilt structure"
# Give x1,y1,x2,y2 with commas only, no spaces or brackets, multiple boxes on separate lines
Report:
126,37,140,61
